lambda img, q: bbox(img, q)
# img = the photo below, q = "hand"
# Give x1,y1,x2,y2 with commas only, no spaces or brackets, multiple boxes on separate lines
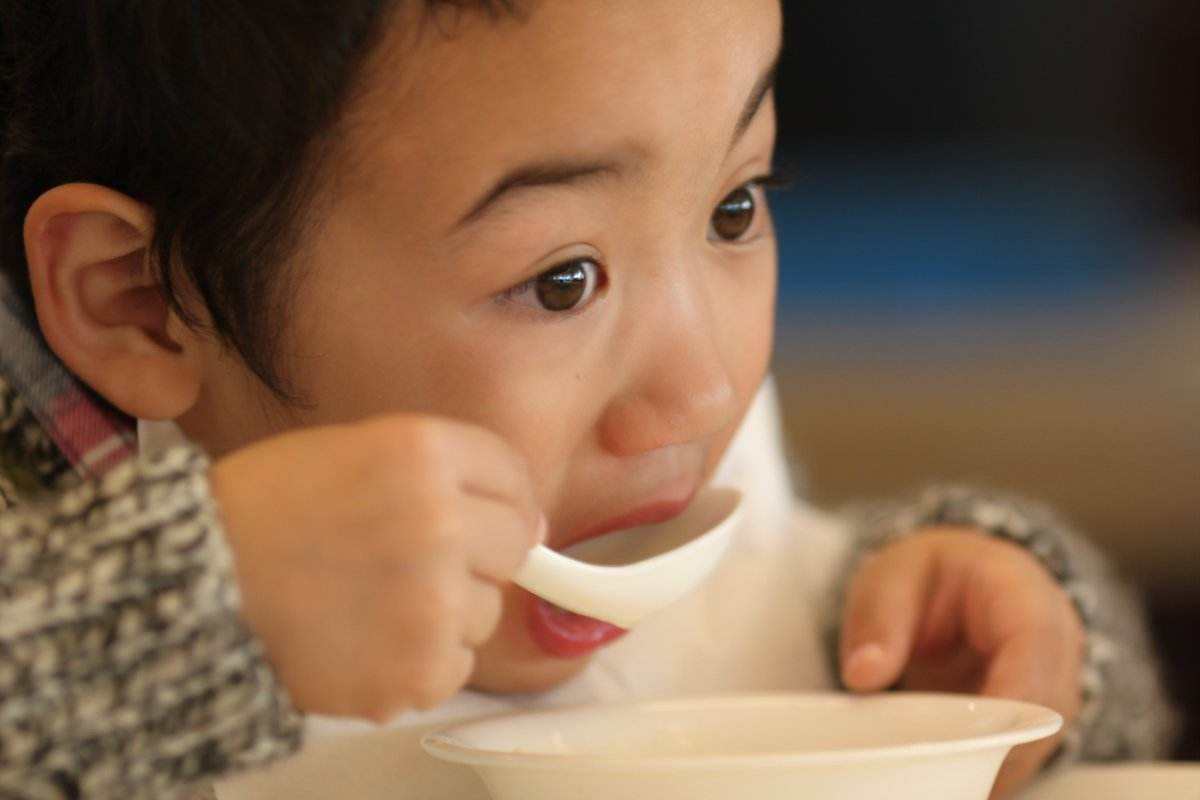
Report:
208,415,544,722
839,527,1085,799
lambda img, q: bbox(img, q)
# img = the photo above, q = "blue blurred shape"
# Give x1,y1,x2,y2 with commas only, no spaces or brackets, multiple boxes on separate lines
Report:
772,147,1163,319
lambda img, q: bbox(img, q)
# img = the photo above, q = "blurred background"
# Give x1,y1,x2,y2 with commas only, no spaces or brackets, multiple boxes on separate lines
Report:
769,0,1198,758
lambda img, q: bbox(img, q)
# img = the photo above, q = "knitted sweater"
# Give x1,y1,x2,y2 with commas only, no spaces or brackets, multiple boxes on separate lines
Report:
0,287,1180,798
0,267,303,798
0,377,303,798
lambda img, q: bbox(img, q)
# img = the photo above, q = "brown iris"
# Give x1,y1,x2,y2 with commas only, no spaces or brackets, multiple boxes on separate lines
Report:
535,260,593,311
711,186,756,241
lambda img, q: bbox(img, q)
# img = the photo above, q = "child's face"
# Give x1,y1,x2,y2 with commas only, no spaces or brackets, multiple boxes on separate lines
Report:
180,0,781,692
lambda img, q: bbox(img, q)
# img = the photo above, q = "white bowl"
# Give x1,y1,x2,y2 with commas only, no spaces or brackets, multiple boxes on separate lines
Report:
422,692,1062,800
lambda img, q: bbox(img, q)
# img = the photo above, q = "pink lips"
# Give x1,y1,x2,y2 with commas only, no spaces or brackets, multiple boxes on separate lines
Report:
524,490,696,659
526,597,627,659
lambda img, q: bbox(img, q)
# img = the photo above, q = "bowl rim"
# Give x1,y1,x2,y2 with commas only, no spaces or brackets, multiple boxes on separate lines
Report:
421,692,1063,771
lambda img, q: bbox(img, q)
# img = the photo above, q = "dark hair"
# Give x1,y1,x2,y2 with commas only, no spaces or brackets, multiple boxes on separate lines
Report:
0,1,513,399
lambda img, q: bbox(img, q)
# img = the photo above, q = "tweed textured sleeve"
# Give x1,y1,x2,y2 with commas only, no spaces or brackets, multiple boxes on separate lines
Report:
830,485,1181,766
0,444,304,799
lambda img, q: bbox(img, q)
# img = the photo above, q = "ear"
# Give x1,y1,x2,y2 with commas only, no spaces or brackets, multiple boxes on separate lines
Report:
23,183,203,421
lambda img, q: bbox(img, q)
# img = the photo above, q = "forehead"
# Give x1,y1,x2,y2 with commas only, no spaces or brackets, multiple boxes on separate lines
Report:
339,1,782,201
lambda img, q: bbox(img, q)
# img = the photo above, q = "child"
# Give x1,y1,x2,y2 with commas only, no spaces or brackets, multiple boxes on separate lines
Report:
0,2,1178,798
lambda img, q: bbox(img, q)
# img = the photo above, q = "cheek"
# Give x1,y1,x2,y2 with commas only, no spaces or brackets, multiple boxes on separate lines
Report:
723,251,777,392
429,339,598,500
177,343,299,457
323,313,593,498
701,252,776,467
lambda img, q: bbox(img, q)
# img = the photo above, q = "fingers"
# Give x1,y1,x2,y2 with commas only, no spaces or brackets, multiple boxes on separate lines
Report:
463,495,546,583
365,414,541,523
974,572,1085,719
990,737,1063,800
980,627,1057,702
444,421,540,516
981,632,1062,790
461,580,504,647
899,646,985,693
407,645,476,713
839,532,1087,800
443,423,545,564
981,624,1083,799
840,542,936,692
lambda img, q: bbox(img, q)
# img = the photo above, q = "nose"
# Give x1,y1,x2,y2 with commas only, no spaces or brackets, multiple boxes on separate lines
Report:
598,283,736,457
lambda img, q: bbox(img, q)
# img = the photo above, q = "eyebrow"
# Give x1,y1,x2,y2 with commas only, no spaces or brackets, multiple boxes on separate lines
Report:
453,45,783,232
730,49,781,154
454,159,626,230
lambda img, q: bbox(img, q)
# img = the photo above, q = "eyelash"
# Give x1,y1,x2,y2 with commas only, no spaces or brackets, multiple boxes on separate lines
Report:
497,258,604,320
723,170,791,244
497,170,793,316
747,171,793,194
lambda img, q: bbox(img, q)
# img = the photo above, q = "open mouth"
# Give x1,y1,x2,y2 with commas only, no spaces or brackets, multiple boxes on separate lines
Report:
524,489,697,659
525,597,627,659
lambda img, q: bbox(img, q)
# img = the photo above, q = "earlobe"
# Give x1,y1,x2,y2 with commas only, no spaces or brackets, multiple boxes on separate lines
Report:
23,183,203,421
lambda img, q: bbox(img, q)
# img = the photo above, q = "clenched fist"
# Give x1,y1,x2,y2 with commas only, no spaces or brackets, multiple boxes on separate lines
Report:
208,415,545,722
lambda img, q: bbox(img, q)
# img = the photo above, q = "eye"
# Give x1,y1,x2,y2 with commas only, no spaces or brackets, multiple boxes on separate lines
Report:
503,258,604,314
709,173,789,244
710,185,758,242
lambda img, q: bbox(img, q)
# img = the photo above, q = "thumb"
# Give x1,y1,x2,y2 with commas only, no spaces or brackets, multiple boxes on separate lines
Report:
839,541,935,692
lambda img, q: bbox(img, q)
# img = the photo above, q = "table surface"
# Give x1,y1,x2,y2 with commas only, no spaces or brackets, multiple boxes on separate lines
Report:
218,759,1199,800
1021,764,1200,799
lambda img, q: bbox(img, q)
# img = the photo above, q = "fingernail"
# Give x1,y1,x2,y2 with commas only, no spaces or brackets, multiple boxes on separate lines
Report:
535,514,548,545
845,643,887,687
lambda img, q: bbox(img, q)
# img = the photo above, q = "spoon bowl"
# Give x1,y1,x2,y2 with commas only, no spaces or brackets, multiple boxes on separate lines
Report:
513,486,742,628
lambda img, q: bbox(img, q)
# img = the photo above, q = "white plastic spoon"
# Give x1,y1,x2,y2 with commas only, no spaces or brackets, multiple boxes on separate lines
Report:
513,487,742,628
